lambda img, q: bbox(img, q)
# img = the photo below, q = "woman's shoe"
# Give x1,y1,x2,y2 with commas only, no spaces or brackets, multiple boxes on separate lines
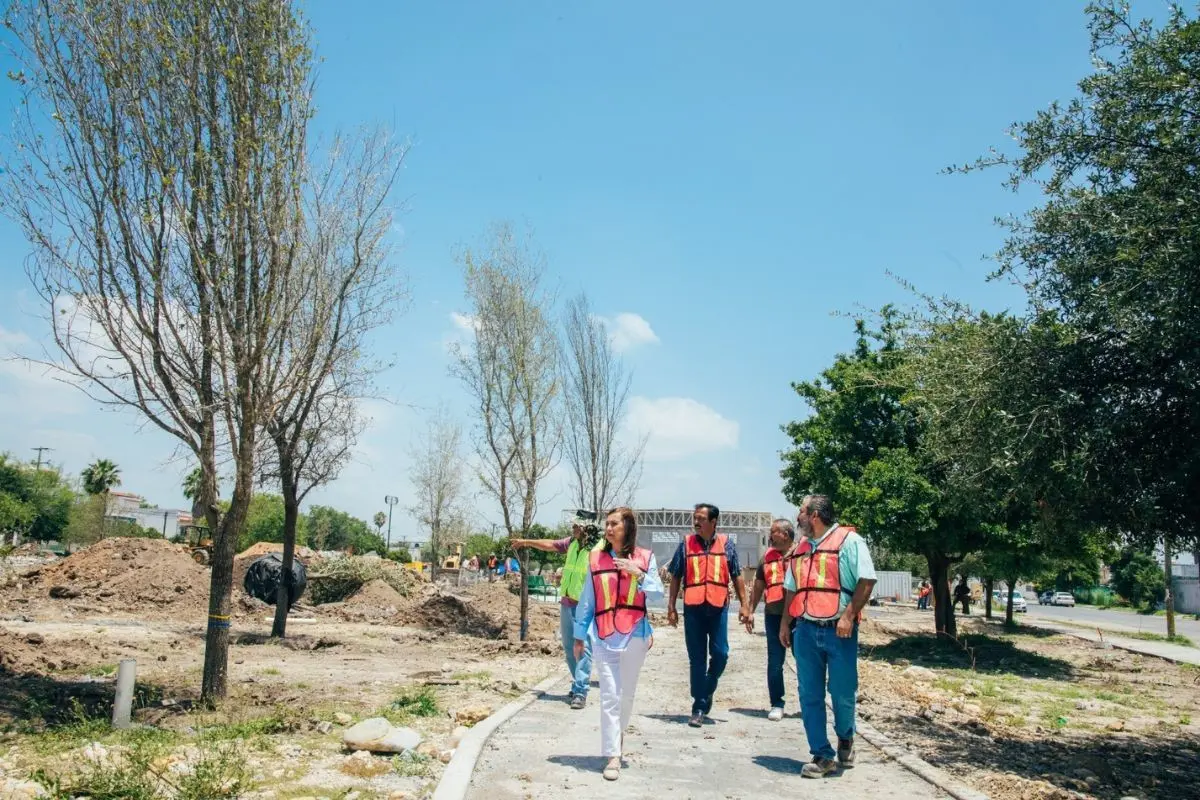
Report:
603,757,620,781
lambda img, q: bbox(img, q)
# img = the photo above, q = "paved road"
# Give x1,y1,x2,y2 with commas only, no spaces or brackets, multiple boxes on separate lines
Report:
1023,602,1200,642
466,621,946,799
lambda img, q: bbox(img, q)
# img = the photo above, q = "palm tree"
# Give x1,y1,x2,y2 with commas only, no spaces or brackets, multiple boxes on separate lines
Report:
81,459,121,497
373,511,386,536
80,459,120,539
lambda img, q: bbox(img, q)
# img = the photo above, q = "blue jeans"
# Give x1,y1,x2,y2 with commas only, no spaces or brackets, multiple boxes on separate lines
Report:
683,604,729,714
764,613,787,709
792,619,858,760
560,603,592,697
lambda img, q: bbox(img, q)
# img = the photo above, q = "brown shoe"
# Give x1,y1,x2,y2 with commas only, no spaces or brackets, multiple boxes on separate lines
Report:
837,737,855,766
801,757,839,778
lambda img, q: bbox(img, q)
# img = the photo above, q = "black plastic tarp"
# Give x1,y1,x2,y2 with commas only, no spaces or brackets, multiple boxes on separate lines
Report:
242,552,307,606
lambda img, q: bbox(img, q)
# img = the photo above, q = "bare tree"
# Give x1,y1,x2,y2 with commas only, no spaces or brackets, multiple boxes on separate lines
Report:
259,130,407,638
408,405,470,581
2,0,316,702
450,223,561,640
561,294,645,513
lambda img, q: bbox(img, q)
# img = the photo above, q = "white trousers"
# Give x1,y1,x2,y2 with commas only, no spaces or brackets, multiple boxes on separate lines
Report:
594,635,650,758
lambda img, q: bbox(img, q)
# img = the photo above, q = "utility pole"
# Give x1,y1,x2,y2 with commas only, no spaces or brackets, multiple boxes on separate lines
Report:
32,446,52,471
384,495,399,552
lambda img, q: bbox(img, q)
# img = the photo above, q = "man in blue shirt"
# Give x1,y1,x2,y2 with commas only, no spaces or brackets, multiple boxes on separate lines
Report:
781,494,876,779
667,503,750,727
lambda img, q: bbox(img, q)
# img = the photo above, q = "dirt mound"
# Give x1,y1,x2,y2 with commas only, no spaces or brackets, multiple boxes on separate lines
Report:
23,537,209,615
397,581,560,640
0,628,85,673
337,579,411,620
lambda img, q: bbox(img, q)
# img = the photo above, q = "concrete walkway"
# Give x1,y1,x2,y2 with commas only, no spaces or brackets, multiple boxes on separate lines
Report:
465,621,946,799
1016,618,1200,666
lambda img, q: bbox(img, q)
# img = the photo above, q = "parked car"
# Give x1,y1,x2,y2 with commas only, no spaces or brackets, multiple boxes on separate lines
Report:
991,591,1028,612
1039,591,1054,605
1052,591,1076,607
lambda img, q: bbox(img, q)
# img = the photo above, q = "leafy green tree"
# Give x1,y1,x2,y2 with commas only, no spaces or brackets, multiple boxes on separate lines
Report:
237,493,308,552
781,311,985,637
955,1,1200,637
0,455,74,541
1109,546,1167,611
305,505,384,555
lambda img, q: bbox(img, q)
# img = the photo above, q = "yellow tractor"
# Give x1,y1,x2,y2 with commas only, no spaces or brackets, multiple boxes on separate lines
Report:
441,543,464,570
182,525,213,566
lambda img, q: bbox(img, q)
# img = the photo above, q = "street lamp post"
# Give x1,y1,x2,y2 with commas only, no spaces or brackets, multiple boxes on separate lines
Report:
384,495,399,551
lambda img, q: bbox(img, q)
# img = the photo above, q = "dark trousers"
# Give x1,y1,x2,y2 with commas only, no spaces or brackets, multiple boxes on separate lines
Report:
764,612,787,709
683,604,729,714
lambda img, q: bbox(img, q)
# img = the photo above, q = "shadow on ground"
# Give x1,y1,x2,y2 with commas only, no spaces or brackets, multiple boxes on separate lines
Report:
547,754,609,773
863,633,1073,679
643,713,720,726
751,754,806,775
0,667,169,728
877,711,1200,800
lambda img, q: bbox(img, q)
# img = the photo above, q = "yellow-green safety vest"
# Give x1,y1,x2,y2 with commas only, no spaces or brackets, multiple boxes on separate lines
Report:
561,537,602,601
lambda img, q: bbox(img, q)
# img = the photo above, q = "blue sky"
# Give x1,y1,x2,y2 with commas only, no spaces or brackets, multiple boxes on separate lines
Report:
0,1,1113,542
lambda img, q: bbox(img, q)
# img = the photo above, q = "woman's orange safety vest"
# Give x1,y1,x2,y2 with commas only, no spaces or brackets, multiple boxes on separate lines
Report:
762,549,789,604
683,534,730,608
787,526,854,620
590,547,652,640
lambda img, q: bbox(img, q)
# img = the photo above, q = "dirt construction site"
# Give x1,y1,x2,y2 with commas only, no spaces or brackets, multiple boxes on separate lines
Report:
0,538,1198,799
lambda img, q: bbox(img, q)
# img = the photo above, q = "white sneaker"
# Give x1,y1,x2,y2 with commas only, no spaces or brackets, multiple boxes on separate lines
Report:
768,707,784,721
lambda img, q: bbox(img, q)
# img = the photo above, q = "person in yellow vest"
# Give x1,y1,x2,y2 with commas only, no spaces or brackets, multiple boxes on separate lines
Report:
780,494,876,778
512,510,604,709
742,518,797,721
573,506,663,781
666,502,750,728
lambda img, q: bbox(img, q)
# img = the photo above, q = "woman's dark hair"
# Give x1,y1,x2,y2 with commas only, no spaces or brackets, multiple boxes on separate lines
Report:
603,506,638,558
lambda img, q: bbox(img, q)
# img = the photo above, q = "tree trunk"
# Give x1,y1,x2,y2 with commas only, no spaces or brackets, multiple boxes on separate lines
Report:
272,457,299,639
1005,578,1016,626
927,553,956,639
201,438,253,705
518,548,529,641
984,577,994,620
1164,535,1175,639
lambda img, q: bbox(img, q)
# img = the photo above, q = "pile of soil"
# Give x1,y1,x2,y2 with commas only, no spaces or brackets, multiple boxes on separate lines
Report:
0,628,85,674
19,538,210,616
398,582,559,640
337,579,413,621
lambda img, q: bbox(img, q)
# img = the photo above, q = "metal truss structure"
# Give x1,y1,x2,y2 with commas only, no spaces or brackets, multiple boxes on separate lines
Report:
559,507,773,532
633,508,774,533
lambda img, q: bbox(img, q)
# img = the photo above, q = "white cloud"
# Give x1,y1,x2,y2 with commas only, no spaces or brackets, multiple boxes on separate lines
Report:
449,312,478,333
624,396,738,462
603,312,659,353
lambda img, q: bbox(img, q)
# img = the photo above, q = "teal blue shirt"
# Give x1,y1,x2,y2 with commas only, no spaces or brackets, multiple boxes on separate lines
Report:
783,525,876,620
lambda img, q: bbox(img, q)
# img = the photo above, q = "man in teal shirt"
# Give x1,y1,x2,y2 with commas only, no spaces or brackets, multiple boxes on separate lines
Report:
512,510,603,709
780,494,876,778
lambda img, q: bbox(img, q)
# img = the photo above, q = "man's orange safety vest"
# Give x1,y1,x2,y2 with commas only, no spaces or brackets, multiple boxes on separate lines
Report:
762,548,790,604
590,547,652,640
683,533,730,608
788,526,855,621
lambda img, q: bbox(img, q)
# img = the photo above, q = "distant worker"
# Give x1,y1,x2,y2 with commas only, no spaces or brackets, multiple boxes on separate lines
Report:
743,517,797,721
487,553,498,582
954,577,971,615
917,580,931,611
573,507,663,781
666,502,750,727
780,494,876,778
512,510,604,709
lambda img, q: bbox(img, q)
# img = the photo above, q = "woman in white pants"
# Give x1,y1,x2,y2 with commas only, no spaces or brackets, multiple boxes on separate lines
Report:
573,506,663,781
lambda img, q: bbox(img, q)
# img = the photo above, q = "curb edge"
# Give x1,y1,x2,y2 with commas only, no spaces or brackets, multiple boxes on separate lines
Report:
431,670,567,800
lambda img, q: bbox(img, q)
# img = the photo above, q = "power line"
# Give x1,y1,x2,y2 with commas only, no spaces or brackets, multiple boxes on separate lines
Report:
31,446,52,471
